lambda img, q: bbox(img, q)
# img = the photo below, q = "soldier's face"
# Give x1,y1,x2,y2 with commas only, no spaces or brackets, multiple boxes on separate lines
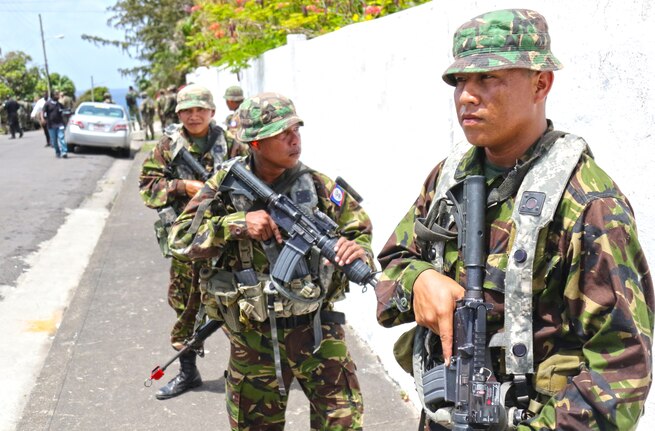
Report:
453,69,540,153
178,107,214,137
254,124,302,171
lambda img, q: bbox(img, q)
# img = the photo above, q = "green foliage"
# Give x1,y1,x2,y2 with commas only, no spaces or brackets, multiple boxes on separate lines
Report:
184,0,431,72
83,0,193,90
77,86,111,104
0,51,41,101
0,50,76,102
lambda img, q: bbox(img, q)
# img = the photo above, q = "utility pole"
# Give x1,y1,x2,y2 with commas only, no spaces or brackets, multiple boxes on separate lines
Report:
38,14,52,98
91,76,95,101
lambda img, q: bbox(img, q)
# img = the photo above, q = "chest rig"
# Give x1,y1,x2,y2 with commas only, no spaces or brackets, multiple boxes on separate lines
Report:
412,133,587,424
168,124,228,180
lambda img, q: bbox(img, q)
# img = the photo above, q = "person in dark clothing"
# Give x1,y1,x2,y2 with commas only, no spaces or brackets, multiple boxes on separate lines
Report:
3,98,23,139
41,93,69,158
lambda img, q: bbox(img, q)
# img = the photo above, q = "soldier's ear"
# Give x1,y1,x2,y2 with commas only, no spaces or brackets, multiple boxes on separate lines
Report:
250,140,259,150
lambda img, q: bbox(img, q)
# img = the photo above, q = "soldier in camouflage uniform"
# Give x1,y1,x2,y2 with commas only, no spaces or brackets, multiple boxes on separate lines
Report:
163,85,179,128
376,9,653,431
139,84,248,400
139,91,156,141
168,92,374,430
223,85,244,139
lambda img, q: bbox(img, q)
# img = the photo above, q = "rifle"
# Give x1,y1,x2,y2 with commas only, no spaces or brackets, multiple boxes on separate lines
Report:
144,319,222,387
220,160,377,290
177,146,211,182
421,175,503,430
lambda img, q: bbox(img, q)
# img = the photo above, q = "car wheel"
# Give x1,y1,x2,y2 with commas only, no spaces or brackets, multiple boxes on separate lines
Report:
68,144,77,153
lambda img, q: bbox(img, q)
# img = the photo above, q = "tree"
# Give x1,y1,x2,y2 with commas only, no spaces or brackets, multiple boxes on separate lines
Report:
82,0,193,90
184,0,431,72
77,86,111,104
0,51,42,101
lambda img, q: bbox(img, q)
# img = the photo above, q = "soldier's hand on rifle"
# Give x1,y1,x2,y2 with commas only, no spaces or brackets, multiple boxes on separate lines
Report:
333,237,366,266
184,179,204,198
245,210,283,243
413,269,465,366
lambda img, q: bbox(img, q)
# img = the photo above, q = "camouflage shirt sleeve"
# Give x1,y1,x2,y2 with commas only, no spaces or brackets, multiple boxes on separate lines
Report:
375,162,444,327
138,136,186,210
523,178,654,430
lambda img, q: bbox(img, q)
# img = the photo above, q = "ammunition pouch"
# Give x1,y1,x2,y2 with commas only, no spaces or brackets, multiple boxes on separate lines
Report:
393,325,418,375
154,207,177,258
199,268,244,332
533,351,584,396
199,267,324,332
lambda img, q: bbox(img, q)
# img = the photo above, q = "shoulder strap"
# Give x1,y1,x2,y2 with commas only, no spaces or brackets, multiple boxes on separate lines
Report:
503,133,587,375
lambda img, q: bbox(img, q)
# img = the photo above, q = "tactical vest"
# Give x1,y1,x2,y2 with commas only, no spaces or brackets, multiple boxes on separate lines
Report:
168,124,228,179
200,162,345,332
412,133,588,424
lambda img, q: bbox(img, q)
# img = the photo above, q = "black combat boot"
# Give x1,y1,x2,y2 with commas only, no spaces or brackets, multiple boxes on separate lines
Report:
155,350,202,400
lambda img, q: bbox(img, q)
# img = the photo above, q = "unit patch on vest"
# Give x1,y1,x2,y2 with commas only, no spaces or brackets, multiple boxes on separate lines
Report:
518,191,546,216
330,184,345,206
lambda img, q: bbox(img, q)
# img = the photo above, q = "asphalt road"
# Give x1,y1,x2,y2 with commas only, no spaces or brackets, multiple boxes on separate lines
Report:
5,134,420,430
0,129,121,290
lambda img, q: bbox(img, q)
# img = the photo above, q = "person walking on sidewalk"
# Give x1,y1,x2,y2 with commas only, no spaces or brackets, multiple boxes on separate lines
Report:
41,92,68,158
168,92,375,430
139,84,247,400
31,92,51,147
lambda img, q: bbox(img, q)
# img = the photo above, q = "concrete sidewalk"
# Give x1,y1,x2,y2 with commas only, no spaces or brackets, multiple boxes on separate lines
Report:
17,148,420,430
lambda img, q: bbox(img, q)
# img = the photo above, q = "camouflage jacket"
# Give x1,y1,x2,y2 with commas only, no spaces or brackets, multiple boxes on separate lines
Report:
376,126,654,430
139,123,247,214
168,156,375,319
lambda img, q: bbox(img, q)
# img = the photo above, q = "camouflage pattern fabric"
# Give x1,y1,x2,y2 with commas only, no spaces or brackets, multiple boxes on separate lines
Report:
168,155,373,429
139,94,156,140
168,257,202,344
224,85,244,102
225,322,363,431
224,111,240,139
236,92,304,142
139,123,248,345
175,84,216,113
442,9,563,86
376,122,654,430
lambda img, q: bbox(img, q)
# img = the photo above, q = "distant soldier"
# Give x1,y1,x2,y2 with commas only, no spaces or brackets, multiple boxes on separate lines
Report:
3,97,23,139
103,92,114,104
223,85,244,139
139,91,156,141
18,100,33,131
126,85,141,130
156,89,166,128
163,85,178,128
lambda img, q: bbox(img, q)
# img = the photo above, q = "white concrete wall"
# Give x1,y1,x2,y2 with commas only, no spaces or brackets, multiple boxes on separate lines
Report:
188,0,655,424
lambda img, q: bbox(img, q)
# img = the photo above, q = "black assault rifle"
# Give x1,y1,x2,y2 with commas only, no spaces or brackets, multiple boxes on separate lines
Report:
177,146,211,181
220,161,378,290
421,175,503,430
144,319,222,387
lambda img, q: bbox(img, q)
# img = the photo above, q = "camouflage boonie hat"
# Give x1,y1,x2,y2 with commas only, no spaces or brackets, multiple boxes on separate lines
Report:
237,92,303,142
175,84,216,113
167,85,177,92
224,85,244,101
442,9,563,86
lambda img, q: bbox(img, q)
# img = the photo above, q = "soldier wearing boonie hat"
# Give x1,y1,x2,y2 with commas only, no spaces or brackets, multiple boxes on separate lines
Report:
168,91,375,430
223,85,245,138
376,9,653,431
139,82,248,401
442,9,562,85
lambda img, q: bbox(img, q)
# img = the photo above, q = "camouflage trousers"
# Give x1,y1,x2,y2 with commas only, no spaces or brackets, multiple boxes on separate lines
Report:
224,321,363,431
168,257,202,346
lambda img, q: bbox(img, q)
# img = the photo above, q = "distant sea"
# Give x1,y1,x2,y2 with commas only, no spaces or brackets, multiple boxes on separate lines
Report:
75,87,129,111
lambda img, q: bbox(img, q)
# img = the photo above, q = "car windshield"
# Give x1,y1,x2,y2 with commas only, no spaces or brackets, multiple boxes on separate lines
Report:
78,106,124,118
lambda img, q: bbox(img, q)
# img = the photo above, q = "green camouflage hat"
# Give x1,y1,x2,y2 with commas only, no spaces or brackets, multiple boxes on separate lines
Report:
236,92,303,142
175,84,216,113
224,85,244,101
442,9,563,86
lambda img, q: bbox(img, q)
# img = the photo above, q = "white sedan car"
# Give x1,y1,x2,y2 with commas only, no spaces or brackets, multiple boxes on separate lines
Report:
64,102,133,157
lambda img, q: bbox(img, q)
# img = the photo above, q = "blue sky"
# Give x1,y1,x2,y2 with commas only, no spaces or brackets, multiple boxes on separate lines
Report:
0,0,142,92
